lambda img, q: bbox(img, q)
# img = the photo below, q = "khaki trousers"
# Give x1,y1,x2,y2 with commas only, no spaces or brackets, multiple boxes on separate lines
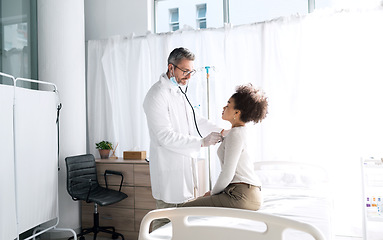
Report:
181,183,262,210
151,200,180,231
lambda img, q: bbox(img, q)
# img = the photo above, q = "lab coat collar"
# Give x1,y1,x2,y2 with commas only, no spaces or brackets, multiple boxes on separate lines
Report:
160,73,181,95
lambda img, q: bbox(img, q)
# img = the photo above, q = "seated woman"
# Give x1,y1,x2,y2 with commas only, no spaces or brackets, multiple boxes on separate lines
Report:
182,83,268,211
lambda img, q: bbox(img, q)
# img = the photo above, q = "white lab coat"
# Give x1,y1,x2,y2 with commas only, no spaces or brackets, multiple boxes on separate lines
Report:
143,73,222,204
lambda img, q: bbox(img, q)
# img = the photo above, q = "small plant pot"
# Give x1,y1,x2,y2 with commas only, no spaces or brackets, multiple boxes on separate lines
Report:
99,149,111,159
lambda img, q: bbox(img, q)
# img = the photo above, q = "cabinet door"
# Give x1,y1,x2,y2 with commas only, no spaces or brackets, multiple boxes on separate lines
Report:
81,202,135,231
134,164,151,187
135,209,153,232
135,186,156,210
134,164,156,209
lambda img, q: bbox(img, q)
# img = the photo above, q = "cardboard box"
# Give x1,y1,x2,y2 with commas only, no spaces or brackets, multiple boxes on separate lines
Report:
123,151,146,160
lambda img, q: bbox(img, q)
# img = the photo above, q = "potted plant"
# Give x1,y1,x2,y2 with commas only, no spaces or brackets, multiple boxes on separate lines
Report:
96,140,113,159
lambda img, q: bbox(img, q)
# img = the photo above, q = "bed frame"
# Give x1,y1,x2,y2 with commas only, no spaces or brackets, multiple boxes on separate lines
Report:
138,207,325,240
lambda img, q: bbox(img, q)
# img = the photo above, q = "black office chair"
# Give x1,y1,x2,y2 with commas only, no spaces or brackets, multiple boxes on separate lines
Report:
65,154,128,240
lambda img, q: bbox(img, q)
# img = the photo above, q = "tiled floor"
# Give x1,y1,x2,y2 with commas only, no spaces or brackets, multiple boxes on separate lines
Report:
76,235,363,240
84,236,114,240
50,236,117,240
43,235,363,240
334,237,363,240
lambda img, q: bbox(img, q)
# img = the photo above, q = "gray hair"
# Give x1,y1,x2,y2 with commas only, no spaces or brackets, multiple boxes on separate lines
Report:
167,47,195,65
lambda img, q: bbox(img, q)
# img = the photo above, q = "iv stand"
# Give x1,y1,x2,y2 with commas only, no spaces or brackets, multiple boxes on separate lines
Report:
205,66,212,191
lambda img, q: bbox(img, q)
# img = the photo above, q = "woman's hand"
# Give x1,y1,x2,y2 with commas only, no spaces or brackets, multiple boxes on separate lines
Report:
203,191,211,197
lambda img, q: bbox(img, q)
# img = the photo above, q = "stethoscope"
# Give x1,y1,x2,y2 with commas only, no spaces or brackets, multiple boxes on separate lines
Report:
171,68,203,138
178,85,203,138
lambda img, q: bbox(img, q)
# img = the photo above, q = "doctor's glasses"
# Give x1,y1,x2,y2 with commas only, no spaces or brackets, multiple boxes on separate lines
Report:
173,64,196,77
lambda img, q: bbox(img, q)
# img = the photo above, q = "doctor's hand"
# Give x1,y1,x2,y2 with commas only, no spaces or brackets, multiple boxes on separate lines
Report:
201,132,222,147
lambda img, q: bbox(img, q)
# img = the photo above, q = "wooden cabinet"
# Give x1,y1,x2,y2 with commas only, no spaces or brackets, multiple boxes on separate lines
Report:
81,159,156,240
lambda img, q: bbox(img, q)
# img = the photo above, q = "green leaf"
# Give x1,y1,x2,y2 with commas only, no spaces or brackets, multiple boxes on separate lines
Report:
95,140,113,150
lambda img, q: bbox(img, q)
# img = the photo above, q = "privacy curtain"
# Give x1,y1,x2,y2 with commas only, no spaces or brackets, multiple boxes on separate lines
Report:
87,6,383,237
14,86,58,233
0,83,18,240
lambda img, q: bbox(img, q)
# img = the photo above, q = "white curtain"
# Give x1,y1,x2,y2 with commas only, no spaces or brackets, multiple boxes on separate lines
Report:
87,6,383,237
0,83,18,240
14,87,58,233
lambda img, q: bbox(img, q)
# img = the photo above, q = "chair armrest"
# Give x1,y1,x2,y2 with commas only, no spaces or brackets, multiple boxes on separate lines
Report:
104,170,124,192
70,177,95,202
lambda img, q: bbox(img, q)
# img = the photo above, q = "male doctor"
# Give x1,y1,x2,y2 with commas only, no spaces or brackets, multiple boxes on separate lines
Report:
143,47,223,230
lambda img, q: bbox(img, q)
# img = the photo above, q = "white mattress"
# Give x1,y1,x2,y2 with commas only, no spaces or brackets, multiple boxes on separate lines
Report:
259,188,332,239
256,162,333,239
148,161,332,239
149,192,331,240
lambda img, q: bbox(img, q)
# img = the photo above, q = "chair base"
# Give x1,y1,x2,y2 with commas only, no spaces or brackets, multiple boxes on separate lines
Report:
69,212,124,240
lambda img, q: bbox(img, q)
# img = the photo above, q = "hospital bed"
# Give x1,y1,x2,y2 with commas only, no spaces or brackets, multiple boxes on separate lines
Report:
139,207,325,240
138,161,332,240
254,161,332,239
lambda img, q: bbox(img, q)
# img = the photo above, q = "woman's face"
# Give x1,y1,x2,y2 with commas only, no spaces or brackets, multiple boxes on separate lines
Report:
222,97,237,121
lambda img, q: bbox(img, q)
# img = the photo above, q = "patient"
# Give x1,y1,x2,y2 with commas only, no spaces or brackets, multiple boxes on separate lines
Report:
181,83,268,211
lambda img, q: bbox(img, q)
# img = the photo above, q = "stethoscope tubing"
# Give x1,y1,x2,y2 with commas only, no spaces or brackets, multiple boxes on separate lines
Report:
179,86,203,138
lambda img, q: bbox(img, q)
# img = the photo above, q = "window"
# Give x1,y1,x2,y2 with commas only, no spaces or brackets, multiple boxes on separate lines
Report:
0,0,38,86
169,8,179,31
155,0,223,34
228,0,308,25
196,4,207,29
155,0,342,34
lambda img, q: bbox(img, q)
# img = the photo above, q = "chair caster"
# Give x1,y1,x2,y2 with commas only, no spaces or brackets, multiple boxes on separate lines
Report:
112,233,120,239
68,236,85,240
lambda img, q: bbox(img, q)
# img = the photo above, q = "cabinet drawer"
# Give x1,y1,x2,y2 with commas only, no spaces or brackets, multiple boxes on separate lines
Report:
135,186,156,209
95,230,138,240
134,164,151,187
82,204,135,231
135,209,153,232
99,207,135,231
97,163,134,186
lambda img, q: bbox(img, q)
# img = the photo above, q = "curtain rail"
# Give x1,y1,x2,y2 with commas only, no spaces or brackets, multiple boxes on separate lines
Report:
15,77,58,92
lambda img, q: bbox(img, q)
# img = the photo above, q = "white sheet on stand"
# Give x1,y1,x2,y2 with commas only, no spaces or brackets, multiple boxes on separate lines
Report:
0,84,18,240
14,87,58,234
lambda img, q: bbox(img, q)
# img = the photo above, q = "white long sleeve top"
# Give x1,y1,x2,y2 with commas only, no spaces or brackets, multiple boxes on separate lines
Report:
212,126,262,195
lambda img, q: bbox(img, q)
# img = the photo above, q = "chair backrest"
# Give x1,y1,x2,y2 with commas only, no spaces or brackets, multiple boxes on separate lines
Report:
65,154,99,198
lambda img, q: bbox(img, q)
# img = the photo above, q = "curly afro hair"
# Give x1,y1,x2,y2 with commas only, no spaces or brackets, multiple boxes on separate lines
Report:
231,83,268,124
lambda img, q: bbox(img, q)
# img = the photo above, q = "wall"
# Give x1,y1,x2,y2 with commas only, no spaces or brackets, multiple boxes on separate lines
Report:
37,0,86,237
84,0,153,41
34,0,152,237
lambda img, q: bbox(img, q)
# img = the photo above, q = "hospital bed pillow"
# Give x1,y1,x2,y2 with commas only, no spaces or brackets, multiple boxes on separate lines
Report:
255,161,328,189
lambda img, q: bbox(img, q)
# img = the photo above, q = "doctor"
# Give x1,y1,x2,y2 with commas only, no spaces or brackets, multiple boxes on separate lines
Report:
143,47,223,230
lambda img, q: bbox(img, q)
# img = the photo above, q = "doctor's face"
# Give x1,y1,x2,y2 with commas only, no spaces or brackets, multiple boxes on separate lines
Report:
170,59,195,86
